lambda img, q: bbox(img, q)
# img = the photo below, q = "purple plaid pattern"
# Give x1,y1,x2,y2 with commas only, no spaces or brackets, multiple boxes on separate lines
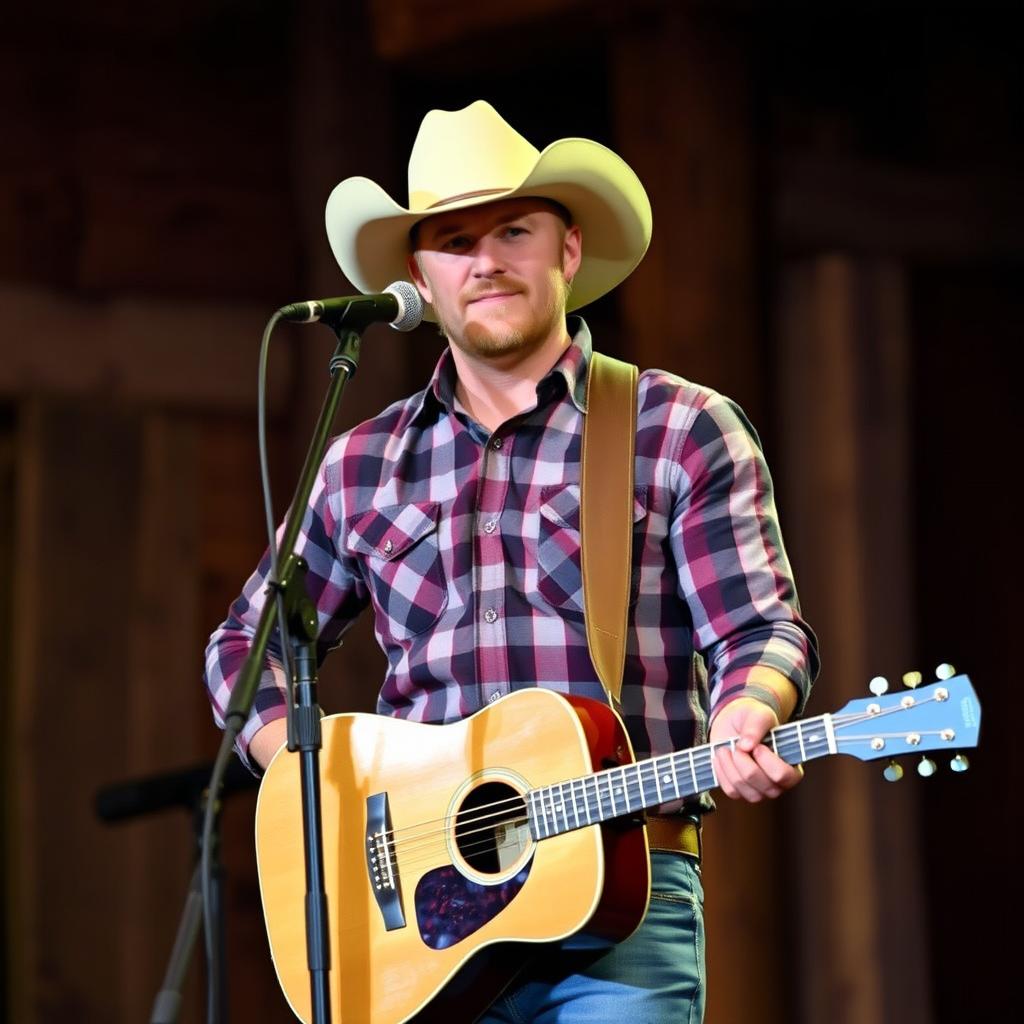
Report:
205,319,819,803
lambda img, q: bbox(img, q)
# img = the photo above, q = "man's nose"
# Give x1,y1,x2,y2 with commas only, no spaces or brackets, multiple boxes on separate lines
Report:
470,236,505,277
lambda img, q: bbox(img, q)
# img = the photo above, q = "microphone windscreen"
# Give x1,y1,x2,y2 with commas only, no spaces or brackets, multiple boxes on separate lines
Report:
385,280,424,332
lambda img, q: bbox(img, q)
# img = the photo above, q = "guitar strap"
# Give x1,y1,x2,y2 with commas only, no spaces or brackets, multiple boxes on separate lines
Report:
581,351,639,707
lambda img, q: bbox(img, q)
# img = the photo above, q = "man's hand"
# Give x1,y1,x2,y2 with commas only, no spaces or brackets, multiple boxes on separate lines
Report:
709,696,803,802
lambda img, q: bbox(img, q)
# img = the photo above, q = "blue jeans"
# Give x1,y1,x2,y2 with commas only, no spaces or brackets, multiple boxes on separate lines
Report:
477,852,706,1023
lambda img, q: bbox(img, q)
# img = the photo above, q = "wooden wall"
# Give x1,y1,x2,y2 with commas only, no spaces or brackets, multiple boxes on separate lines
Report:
2,2,1018,1022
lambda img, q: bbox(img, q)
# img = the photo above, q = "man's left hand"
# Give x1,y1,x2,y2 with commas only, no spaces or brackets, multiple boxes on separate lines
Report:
709,697,804,802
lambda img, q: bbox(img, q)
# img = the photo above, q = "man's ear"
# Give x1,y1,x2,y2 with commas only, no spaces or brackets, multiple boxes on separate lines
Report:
407,253,433,304
563,224,582,284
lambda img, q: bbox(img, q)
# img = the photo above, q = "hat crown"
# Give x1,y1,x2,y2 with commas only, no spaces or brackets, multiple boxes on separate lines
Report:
407,101,541,213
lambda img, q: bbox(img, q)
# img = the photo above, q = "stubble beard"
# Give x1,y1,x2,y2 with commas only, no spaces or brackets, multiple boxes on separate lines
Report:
441,267,570,361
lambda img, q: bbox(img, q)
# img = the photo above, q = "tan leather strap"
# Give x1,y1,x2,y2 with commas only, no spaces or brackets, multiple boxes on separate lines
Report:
581,352,638,705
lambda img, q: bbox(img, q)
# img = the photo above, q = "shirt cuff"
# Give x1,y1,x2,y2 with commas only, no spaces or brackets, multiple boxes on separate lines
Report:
233,662,289,774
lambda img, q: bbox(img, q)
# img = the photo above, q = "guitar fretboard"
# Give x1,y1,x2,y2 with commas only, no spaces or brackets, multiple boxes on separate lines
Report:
527,714,836,840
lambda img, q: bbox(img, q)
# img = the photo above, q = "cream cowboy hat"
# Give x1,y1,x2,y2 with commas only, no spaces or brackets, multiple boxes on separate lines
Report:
324,100,653,322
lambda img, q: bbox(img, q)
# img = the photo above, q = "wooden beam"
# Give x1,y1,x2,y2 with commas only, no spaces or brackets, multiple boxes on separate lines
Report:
0,284,295,412
369,0,590,59
774,153,1024,260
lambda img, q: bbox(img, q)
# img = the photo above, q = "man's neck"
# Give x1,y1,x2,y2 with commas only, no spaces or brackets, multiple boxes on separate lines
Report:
449,327,573,434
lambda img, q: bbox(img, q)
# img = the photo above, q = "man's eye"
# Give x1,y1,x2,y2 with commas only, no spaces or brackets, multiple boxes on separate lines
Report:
443,235,471,250
504,226,527,238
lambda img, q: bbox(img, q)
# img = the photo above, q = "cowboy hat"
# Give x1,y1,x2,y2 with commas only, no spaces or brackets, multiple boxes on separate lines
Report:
324,100,652,322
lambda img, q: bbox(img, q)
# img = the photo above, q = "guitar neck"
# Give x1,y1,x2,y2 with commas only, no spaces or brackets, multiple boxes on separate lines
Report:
527,713,835,840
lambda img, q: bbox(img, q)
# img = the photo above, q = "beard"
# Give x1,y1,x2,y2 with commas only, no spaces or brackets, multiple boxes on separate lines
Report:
438,267,570,361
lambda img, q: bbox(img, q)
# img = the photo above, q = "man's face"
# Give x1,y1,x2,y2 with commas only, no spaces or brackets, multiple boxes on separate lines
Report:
407,198,582,361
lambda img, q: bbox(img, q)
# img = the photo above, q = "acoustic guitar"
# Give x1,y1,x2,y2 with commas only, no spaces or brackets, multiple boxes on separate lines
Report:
255,672,980,1023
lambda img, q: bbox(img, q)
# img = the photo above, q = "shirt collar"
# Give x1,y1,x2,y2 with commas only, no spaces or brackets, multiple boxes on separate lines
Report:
413,316,593,425
553,316,592,413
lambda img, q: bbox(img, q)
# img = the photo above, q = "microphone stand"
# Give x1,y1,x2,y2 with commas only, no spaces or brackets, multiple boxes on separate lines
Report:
202,323,363,1024
94,759,257,1023
150,792,227,1024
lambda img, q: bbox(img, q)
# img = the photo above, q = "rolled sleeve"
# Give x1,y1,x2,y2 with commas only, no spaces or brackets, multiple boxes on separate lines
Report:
669,391,819,719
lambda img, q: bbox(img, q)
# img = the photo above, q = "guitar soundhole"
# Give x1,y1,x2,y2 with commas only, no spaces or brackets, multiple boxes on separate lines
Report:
455,782,530,875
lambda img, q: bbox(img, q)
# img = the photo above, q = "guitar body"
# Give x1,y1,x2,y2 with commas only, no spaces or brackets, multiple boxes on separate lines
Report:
256,689,650,1024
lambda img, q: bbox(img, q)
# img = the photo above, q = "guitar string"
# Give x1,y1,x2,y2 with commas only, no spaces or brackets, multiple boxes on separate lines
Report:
375,700,946,862
390,745,954,872
388,738,800,868
379,702,937,862
392,724,958,868
389,745,952,870
379,704,884,848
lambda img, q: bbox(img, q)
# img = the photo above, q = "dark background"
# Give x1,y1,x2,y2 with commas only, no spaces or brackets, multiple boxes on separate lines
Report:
1,1,1018,1021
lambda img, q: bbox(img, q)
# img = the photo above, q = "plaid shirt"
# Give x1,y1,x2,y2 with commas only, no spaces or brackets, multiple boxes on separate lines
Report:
205,319,818,803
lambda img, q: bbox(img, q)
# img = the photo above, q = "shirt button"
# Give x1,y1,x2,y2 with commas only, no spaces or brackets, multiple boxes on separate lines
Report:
382,539,394,555
491,437,503,450
488,692,501,703
483,520,498,534
483,608,498,624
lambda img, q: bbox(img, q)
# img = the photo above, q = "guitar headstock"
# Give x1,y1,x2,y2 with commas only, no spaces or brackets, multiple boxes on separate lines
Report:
832,666,980,779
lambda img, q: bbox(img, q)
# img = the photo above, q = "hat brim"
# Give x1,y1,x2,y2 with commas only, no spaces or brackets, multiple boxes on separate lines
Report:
324,137,652,323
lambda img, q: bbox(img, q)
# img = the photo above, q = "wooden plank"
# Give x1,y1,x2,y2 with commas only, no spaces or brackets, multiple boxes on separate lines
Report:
777,256,932,1024
6,403,42,1024
12,401,148,1019
117,412,204,1021
612,7,766,422
5,401,232,1023
612,11,783,1023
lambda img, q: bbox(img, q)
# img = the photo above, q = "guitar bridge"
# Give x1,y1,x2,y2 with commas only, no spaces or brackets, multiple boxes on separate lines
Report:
366,792,406,931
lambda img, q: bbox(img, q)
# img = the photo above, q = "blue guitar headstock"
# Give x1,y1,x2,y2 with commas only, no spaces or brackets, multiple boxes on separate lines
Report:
831,666,980,779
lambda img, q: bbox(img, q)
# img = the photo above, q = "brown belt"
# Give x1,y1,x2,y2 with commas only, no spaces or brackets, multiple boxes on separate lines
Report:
646,815,702,860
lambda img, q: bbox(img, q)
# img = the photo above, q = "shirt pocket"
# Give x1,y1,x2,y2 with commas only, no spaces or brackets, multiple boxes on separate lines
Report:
345,501,448,642
536,484,648,617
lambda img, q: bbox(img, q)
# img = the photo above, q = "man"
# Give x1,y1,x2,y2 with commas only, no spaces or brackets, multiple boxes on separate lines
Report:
206,100,818,1021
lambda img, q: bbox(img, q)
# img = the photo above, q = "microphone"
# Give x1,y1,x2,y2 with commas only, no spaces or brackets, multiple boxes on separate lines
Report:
278,280,423,332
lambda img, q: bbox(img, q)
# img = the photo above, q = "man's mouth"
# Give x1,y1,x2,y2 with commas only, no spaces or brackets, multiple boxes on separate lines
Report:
467,291,518,306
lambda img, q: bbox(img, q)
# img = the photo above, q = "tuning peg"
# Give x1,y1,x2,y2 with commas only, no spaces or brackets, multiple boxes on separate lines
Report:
869,676,889,696
950,753,970,773
935,663,956,680
883,761,904,782
917,757,937,777
902,671,923,689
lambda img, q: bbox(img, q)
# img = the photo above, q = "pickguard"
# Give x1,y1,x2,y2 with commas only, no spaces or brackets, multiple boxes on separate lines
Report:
415,864,531,950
